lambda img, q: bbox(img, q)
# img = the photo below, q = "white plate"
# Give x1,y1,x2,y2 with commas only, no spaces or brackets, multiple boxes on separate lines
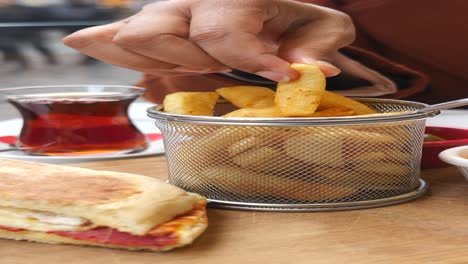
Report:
426,109,468,129
0,139,165,164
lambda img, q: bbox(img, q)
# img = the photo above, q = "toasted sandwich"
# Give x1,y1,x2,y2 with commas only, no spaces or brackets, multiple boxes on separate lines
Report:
0,158,207,251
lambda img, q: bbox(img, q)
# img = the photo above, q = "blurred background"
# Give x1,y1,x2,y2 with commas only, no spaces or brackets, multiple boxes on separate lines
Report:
0,0,154,86
0,0,155,118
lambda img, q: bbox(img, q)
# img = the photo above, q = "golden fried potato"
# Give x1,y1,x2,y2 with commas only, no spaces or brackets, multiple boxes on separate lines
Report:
175,127,264,174
275,64,326,116
353,161,413,178
231,146,293,174
310,107,356,117
318,91,376,115
224,106,356,118
223,107,283,118
350,151,412,164
283,127,399,167
227,136,262,157
284,132,345,167
343,129,399,145
163,92,219,116
200,166,355,201
216,86,275,108
198,127,263,153
227,130,296,157
317,166,411,187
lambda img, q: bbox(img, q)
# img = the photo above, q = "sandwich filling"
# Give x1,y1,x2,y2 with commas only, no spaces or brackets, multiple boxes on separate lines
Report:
0,199,207,248
0,206,92,232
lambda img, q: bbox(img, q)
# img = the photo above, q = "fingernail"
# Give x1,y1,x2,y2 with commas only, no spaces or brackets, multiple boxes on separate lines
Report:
255,71,291,83
315,60,341,76
301,59,341,77
174,66,231,73
62,36,89,49
173,66,211,73
217,67,233,73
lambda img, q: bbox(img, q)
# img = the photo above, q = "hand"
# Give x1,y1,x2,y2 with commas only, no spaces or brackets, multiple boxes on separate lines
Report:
63,0,355,82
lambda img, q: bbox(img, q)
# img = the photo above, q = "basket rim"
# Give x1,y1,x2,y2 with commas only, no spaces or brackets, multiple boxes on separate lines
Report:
206,179,428,212
147,98,439,126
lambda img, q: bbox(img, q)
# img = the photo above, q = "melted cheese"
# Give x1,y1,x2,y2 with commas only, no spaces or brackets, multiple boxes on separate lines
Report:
0,207,93,232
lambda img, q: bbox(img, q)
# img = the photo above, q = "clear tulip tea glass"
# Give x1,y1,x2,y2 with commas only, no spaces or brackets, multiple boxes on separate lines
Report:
3,85,148,156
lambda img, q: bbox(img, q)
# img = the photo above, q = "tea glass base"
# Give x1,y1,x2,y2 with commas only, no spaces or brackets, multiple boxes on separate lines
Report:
22,145,148,157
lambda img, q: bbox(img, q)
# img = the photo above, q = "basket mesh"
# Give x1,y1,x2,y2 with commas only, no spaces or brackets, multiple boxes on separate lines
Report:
154,101,427,209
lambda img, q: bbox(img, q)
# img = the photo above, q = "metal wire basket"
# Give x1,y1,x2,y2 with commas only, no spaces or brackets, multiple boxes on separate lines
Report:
147,98,440,211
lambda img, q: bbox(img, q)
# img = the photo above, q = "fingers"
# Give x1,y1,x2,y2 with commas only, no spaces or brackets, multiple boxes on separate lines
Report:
63,0,356,81
111,2,228,72
63,3,230,76
189,1,299,82
277,4,356,77
64,21,223,77
63,22,178,73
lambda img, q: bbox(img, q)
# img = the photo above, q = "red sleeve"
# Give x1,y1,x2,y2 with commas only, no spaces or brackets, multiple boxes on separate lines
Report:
312,0,466,103
299,0,429,100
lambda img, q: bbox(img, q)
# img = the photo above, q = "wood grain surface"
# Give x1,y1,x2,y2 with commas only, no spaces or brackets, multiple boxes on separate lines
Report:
2,156,468,264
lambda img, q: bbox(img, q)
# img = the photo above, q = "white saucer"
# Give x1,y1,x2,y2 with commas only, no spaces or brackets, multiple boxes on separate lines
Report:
0,107,165,164
0,140,165,164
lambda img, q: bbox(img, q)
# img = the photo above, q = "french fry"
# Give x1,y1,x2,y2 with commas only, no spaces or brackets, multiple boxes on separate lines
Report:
284,132,345,167
216,86,275,109
309,107,356,117
317,166,411,186
197,127,264,153
223,107,283,118
224,106,356,118
175,127,265,174
353,161,412,177
200,166,355,201
342,129,398,145
227,136,262,157
350,151,412,164
231,146,293,174
227,130,295,157
318,91,376,115
163,92,219,116
275,64,326,116
283,127,398,167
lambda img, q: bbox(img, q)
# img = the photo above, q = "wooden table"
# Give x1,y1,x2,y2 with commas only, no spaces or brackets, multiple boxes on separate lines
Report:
3,155,468,264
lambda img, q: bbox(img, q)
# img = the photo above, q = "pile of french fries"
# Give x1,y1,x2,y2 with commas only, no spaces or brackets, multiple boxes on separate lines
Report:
161,64,414,201
163,63,376,118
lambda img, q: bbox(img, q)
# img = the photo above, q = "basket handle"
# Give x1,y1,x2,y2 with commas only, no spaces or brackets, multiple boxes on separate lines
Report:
417,98,468,113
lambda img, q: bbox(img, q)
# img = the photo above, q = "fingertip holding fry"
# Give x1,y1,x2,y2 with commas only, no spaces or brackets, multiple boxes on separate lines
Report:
254,71,291,83
314,60,341,77
295,58,341,77
162,63,375,118
275,63,326,116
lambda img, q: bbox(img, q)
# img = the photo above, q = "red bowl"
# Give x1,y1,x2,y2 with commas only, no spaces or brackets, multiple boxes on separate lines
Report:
422,126,468,169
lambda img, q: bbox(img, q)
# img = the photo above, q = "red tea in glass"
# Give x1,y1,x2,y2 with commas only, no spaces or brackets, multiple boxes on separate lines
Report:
5,86,148,156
